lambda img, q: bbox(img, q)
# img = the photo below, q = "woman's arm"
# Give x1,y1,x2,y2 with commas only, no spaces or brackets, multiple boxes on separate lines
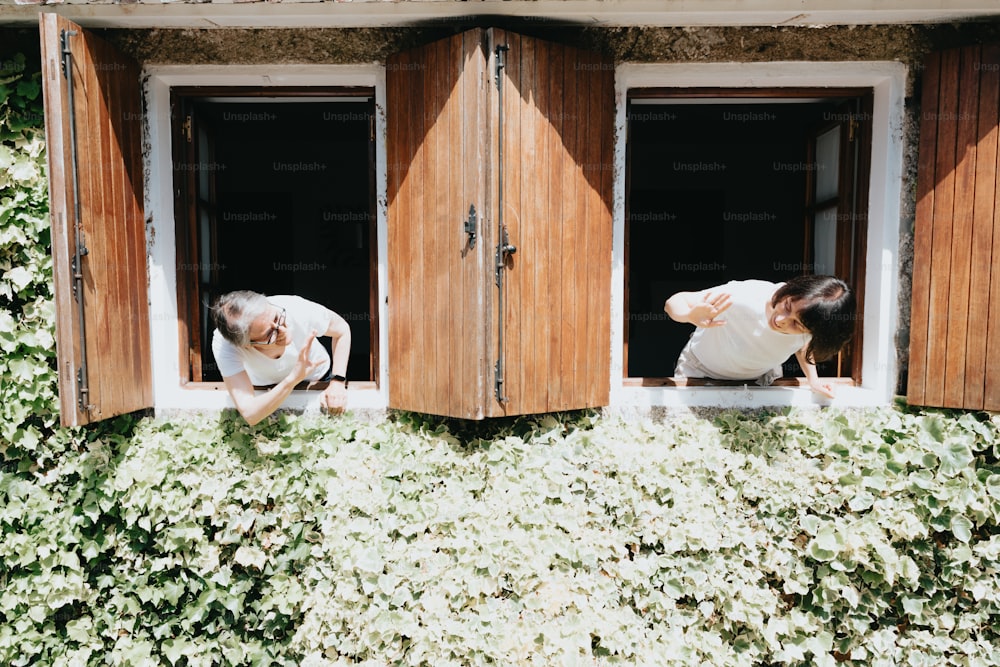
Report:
223,331,325,425
664,290,732,328
319,311,352,413
795,345,836,399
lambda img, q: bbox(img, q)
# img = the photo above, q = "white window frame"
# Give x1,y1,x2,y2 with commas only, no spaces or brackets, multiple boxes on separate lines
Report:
144,65,390,414
610,61,907,409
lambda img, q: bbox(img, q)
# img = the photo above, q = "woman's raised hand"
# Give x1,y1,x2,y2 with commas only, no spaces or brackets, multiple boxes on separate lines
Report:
689,292,733,328
291,330,325,383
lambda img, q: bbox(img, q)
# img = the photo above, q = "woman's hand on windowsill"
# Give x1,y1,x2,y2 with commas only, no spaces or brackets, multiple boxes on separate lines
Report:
808,379,837,399
320,381,348,414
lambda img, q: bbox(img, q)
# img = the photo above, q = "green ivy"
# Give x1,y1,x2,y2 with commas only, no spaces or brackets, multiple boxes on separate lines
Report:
0,51,62,463
4,407,998,665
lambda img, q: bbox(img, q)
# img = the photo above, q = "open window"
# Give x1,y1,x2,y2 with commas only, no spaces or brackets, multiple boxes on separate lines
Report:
908,44,1000,411
171,89,378,388
40,15,153,426
623,89,872,387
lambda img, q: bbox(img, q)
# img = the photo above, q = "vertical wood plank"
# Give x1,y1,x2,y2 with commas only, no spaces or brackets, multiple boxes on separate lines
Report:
968,45,999,409
595,61,614,407
907,51,939,406
540,37,560,410
561,42,581,408
496,29,525,414
116,37,150,404
387,42,418,411
985,47,1000,412
943,46,980,407
39,15,84,425
427,36,447,410
925,48,960,407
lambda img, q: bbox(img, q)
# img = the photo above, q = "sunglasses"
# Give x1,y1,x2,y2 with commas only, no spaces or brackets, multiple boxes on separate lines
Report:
249,306,286,346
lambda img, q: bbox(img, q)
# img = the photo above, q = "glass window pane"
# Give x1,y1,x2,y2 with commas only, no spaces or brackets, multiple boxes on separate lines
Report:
814,205,838,276
815,126,840,202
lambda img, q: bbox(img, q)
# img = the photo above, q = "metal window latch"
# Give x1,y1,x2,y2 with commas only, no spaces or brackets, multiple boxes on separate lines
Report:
495,227,516,285
464,204,477,248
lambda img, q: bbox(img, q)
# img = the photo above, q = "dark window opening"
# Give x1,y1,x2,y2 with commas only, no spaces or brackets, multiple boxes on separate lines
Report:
624,90,871,385
172,89,377,385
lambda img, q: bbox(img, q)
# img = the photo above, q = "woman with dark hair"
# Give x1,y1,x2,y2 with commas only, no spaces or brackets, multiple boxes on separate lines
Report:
663,275,856,398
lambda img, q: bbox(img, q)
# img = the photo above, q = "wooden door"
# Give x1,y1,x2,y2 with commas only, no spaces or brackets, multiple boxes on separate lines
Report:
485,29,615,416
39,15,153,426
386,30,491,418
908,44,1000,411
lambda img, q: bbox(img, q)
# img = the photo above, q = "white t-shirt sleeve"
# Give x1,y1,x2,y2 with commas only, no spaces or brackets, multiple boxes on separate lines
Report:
212,331,247,379
271,295,334,381
274,295,333,337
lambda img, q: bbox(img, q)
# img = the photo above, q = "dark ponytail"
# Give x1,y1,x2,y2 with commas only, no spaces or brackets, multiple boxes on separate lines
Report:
772,275,856,363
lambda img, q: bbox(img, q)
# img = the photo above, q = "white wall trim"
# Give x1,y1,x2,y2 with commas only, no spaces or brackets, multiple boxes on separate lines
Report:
609,61,907,409
144,64,389,415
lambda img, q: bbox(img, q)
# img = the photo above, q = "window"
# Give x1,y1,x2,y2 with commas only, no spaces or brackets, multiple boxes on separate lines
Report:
171,89,378,386
623,89,872,387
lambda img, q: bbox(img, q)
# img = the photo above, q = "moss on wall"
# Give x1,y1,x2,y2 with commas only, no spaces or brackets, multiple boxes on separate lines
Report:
102,27,450,65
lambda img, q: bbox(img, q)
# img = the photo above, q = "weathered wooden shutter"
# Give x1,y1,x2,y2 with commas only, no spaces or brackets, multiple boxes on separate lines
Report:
386,29,614,419
485,29,614,416
386,30,491,418
908,44,1000,411
40,16,153,426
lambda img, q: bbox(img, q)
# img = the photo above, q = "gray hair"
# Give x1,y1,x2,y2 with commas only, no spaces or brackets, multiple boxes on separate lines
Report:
211,290,270,346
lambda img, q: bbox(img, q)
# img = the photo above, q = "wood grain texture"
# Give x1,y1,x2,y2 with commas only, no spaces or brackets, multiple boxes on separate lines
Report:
40,15,152,426
386,30,489,418
487,29,614,416
387,28,613,418
909,44,1000,410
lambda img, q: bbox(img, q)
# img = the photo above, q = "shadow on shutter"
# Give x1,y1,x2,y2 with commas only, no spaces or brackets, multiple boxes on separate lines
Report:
40,15,153,426
908,44,1000,411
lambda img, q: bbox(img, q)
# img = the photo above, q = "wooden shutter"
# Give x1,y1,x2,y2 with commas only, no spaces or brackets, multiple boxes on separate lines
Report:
39,16,153,426
908,44,1000,411
485,29,614,416
386,29,614,418
386,30,491,418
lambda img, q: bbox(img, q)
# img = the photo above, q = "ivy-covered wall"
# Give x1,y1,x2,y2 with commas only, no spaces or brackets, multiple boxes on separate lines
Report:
0,47,62,459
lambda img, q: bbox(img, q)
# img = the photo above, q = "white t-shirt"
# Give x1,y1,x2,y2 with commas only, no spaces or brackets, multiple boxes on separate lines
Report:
212,295,332,386
679,280,810,381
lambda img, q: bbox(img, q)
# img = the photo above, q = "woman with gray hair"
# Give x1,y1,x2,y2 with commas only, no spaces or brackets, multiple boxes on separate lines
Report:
211,290,351,425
